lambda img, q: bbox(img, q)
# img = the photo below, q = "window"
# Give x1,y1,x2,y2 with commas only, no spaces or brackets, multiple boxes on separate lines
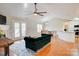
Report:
14,22,20,37
21,23,26,37
37,24,42,32
14,22,26,38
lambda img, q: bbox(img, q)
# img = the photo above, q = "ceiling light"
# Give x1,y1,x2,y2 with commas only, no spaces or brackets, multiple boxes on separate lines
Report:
34,13,38,15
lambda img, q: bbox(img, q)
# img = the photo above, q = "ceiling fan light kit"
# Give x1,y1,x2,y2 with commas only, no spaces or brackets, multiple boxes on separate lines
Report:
33,3,47,16
34,13,38,15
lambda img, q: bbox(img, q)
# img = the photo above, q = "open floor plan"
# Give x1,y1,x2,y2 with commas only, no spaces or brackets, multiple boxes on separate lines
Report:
0,3,79,56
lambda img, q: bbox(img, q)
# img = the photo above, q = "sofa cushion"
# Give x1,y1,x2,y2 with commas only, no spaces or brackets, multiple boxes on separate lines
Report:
41,34,51,37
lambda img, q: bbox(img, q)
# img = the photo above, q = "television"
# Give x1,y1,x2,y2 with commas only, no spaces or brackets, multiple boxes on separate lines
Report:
0,14,6,25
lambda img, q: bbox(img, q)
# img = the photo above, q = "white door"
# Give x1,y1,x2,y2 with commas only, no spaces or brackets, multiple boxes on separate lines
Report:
14,22,20,38
14,22,26,39
21,23,26,37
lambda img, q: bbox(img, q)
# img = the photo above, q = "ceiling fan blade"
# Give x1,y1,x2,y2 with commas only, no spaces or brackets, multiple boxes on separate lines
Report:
37,13,44,16
37,12,47,13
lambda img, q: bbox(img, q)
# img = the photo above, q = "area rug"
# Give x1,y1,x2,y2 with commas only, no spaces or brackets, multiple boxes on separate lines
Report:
10,40,35,56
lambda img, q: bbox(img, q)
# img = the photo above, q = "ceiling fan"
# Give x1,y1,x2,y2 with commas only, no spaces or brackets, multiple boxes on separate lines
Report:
25,3,47,16
33,3,47,16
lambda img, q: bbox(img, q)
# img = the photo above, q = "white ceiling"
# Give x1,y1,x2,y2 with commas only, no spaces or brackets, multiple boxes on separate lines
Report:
0,3,79,21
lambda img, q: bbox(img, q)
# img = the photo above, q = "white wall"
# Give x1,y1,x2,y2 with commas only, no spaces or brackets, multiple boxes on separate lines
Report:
26,18,66,37
68,20,79,31
26,19,41,37
7,16,28,39
6,16,68,39
44,19,65,31
6,16,69,39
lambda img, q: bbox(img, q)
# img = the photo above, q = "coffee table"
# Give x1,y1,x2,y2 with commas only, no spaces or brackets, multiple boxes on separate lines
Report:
0,38,14,56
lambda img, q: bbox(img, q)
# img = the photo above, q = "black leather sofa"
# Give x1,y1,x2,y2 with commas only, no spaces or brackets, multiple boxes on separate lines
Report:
24,34,52,51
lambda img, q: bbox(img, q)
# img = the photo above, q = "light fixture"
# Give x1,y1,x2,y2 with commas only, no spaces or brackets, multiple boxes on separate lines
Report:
34,13,38,15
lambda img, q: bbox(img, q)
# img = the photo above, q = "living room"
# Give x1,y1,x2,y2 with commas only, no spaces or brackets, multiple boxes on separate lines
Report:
0,3,79,56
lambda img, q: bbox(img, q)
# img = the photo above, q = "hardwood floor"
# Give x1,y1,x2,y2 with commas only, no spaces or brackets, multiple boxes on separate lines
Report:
35,36,77,56
0,35,78,56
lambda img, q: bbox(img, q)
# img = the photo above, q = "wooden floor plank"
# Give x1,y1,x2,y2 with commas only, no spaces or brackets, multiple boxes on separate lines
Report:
35,36,77,56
